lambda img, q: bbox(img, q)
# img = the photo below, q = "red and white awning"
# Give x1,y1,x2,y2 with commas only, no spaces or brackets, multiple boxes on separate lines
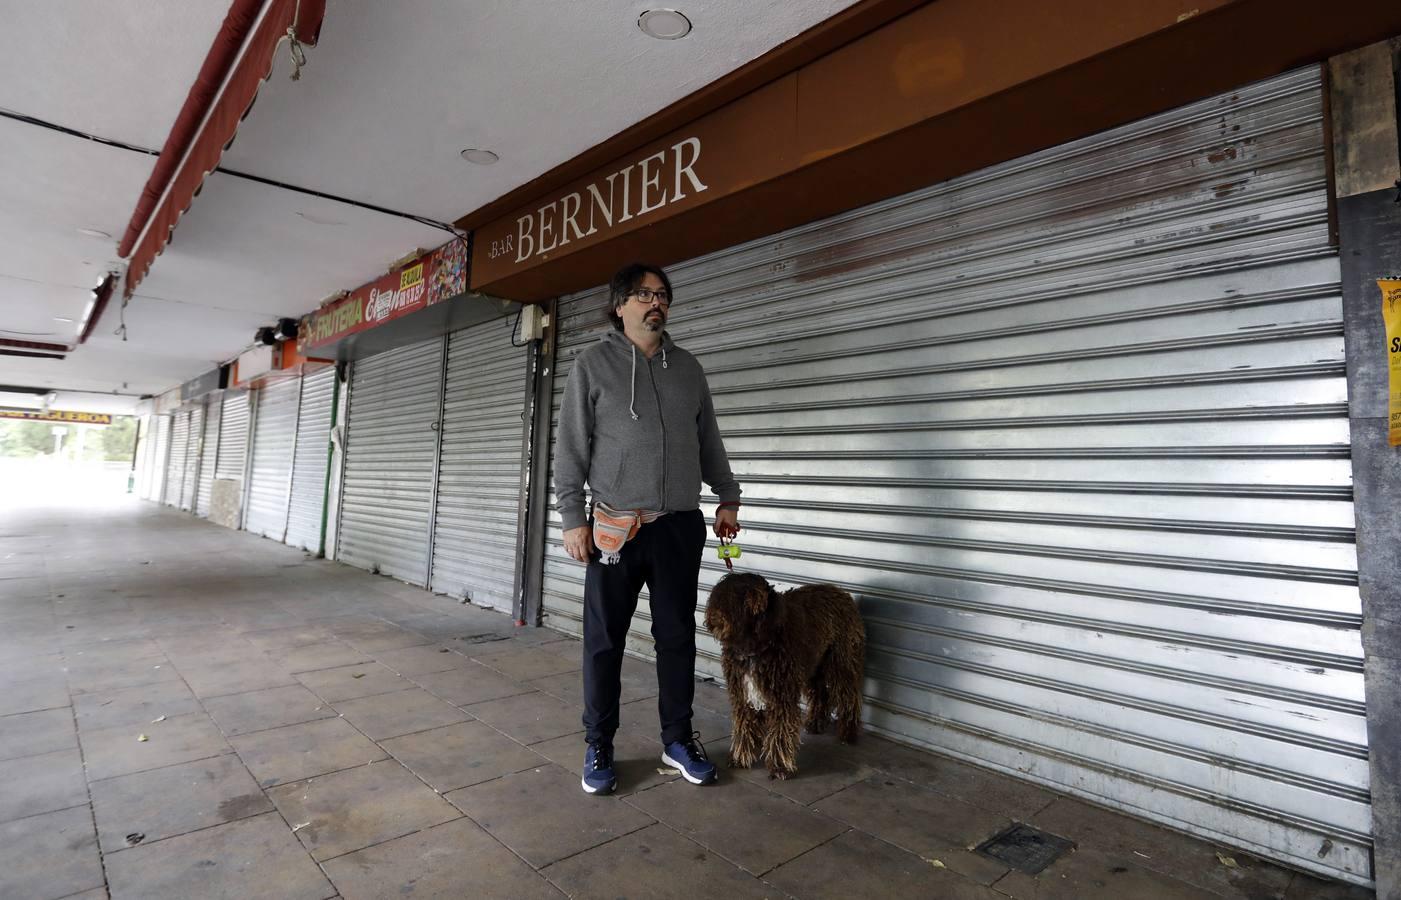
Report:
119,0,326,298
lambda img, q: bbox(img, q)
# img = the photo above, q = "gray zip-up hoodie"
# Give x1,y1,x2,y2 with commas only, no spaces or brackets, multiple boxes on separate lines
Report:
554,330,740,531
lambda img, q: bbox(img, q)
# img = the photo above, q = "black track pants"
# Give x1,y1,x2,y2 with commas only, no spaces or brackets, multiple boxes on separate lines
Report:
581,509,706,745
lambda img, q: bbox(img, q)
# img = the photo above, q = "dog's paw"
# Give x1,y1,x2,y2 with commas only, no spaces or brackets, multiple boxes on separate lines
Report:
727,756,748,769
767,767,794,781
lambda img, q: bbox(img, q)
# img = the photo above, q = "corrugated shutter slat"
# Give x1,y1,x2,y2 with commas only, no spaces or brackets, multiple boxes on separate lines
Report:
429,317,530,611
286,367,335,552
337,338,443,585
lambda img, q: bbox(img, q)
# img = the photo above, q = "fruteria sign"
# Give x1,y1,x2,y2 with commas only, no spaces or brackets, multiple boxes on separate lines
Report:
298,240,469,353
0,408,113,425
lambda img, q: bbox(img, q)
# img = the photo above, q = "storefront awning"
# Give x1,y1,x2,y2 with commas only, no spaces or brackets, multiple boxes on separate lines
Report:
119,0,326,299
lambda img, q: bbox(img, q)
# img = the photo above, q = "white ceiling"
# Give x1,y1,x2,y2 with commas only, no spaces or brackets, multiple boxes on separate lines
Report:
0,0,857,404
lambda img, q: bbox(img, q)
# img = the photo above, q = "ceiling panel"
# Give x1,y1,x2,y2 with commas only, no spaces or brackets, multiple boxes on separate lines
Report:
0,0,232,148
219,0,860,222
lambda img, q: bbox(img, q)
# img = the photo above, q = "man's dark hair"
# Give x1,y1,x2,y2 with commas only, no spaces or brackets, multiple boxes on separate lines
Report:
606,262,673,331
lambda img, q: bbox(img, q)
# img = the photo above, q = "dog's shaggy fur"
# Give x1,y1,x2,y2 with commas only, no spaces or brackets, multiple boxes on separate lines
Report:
704,572,865,780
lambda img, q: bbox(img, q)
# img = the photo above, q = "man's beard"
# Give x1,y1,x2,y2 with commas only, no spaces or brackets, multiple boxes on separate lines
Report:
643,312,665,331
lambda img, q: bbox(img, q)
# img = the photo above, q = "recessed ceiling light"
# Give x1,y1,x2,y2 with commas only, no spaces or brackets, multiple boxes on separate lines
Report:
460,148,500,165
77,227,111,239
53,316,75,323
639,9,692,40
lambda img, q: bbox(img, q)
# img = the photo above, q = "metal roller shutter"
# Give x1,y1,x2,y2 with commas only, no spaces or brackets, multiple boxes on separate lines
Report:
244,377,301,540
542,68,1368,883
215,392,250,482
179,405,203,511
286,367,336,552
195,395,223,516
430,317,530,612
337,338,444,585
163,410,189,506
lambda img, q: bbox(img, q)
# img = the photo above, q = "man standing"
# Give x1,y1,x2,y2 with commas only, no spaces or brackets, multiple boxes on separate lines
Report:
555,262,741,795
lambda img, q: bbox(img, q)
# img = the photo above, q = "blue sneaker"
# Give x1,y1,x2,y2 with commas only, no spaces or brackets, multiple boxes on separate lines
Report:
662,732,717,785
582,740,616,795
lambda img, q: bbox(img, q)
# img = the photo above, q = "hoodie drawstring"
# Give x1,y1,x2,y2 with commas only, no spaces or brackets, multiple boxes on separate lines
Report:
628,345,639,421
661,345,668,369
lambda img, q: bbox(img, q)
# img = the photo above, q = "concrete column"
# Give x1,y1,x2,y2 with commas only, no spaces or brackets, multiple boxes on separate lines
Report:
1330,37,1401,900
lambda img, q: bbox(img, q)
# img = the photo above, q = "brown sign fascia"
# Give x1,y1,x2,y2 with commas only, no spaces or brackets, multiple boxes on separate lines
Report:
470,0,1401,302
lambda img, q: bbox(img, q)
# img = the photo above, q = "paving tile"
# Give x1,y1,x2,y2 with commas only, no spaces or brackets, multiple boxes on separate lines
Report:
0,676,72,716
64,653,181,695
528,667,659,707
332,686,469,740
1284,873,1375,899
624,776,845,875
322,817,563,900
723,733,878,806
619,695,733,742
465,690,584,745
859,735,1057,818
381,721,545,793
295,662,410,702
411,662,533,706
995,840,1222,900
63,638,165,665
0,706,77,760
0,805,104,900
103,811,334,900
177,658,298,699
268,640,371,674
203,683,336,736
371,643,476,676
530,730,683,797
340,626,431,653
0,747,88,822
766,828,1002,900
0,651,65,683
812,775,1011,881
543,821,778,900
1026,797,1296,900
241,624,336,652
73,679,201,732
231,716,387,787
80,711,231,782
470,645,581,681
90,753,273,853
267,759,460,861
445,764,654,868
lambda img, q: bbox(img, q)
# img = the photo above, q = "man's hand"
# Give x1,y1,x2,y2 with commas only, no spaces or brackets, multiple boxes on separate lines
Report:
714,507,740,539
563,525,595,562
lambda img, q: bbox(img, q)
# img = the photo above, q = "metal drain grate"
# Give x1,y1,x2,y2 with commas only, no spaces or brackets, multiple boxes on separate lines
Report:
975,823,1076,874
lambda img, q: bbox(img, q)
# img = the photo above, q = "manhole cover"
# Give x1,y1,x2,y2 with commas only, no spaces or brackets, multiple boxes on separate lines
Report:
975,823,1076,875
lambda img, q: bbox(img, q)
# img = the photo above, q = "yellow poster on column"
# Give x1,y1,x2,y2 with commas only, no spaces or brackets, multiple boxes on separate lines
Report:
1381,278,1401,446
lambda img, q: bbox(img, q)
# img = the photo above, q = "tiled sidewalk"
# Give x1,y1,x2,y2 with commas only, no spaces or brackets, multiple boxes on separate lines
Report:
0,500,1371,899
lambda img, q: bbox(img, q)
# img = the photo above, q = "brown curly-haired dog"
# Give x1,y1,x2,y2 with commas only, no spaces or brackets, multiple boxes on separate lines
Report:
704,572,865,780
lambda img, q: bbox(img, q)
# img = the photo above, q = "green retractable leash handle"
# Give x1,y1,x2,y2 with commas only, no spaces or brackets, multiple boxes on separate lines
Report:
716,523,741,572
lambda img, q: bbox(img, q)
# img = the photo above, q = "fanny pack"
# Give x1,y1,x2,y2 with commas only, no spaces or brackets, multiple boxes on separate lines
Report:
592,501,664,565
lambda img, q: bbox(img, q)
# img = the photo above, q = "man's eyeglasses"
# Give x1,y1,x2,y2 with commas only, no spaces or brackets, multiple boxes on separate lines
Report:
629,289,671,306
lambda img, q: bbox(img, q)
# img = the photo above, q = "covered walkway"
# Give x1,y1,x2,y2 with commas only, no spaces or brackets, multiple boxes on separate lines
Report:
0,496,1364,899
